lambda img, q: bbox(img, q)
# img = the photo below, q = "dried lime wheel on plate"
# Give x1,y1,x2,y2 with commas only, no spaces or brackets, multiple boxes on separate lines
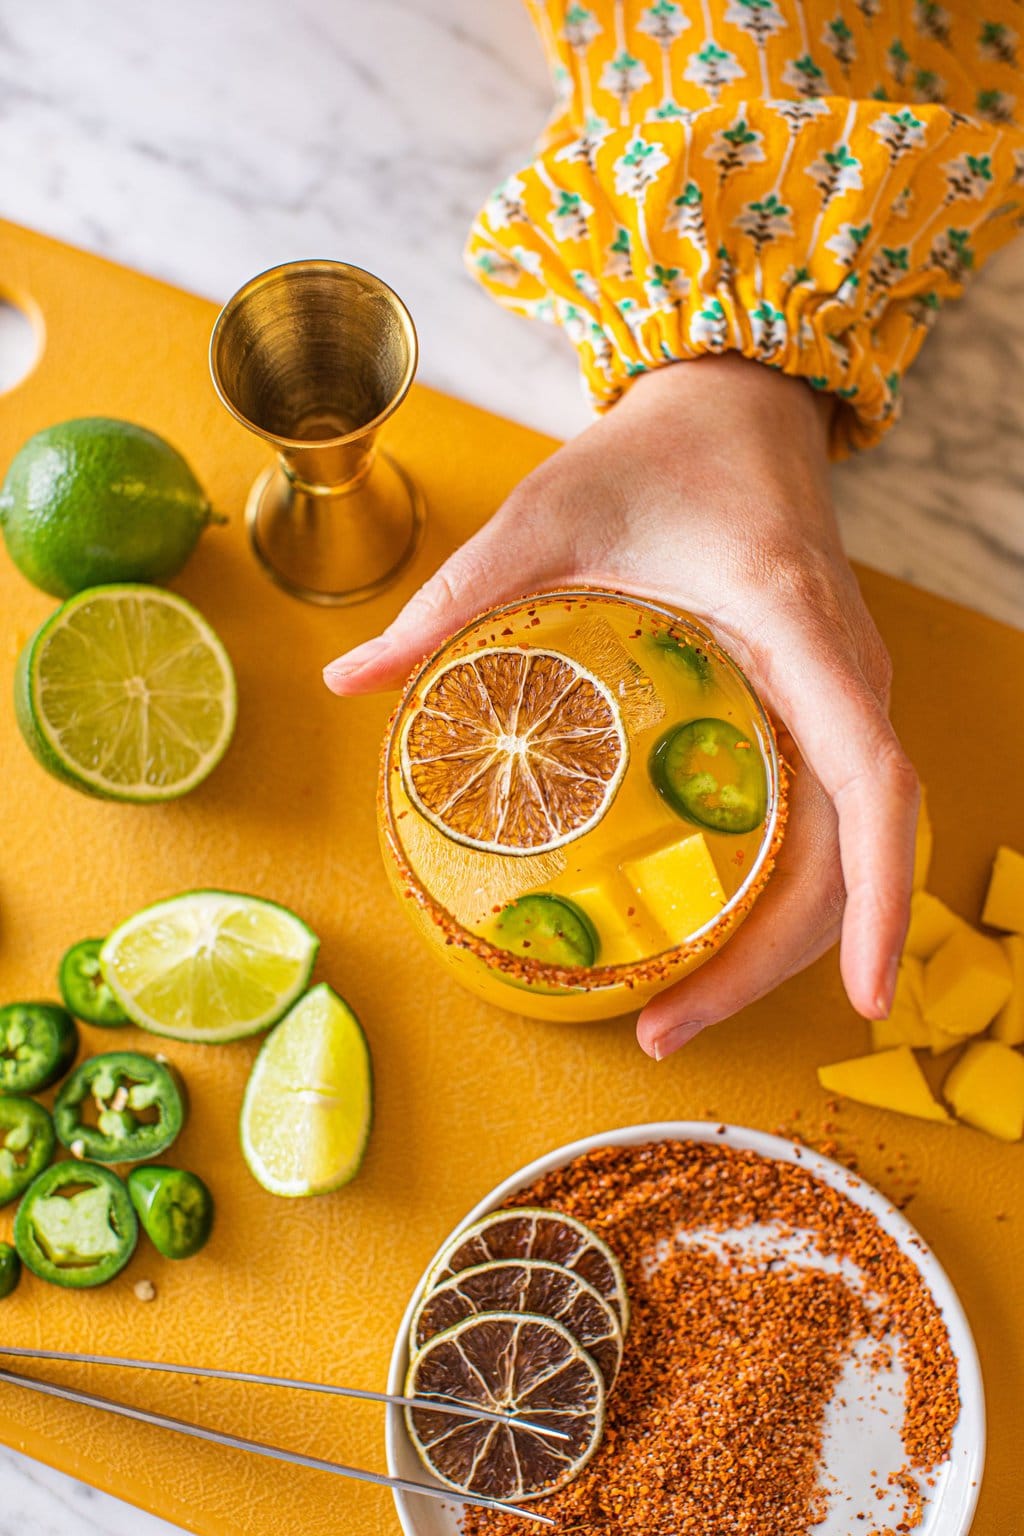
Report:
429,1206,629,1332
400,648,627,856
405,1311,605,1501
410,1258,623,1389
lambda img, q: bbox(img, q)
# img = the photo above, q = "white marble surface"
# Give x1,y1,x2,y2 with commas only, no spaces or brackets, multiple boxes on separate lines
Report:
0,2,1021,1533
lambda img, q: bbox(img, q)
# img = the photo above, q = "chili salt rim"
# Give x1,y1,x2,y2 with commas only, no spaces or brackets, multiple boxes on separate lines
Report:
378,588,786,993
386,1123,984,1536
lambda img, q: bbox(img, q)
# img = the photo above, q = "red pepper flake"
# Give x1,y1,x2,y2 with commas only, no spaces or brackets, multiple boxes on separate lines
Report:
462,1142,957,1536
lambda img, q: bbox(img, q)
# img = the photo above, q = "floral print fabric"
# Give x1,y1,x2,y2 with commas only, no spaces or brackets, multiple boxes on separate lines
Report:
466,2,1024,450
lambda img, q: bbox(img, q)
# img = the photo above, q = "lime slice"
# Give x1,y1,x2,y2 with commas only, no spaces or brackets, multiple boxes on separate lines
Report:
405,1311,605,1501
240,983,373,1197
100,891,318,1043
15,584,236,802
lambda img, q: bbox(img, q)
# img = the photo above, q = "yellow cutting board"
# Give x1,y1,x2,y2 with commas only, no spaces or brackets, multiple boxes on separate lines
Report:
0,219,1020,1536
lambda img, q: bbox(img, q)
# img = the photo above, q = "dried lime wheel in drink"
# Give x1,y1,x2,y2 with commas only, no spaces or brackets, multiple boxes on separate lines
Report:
405,1311,605,1501
429,1207,629,1331
400,648,627,855
411,1258,623,1388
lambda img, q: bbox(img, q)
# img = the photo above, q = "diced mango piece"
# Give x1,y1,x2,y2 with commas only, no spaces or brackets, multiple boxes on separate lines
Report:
818,1048,950,1123
869,958,929,1050
912,787,932,893
904,891,968,961
992,935,1024,1047
622,835,726,944
566,883,649,964
922,926,1013,1037
944,1041,1024,1142
926,1019,963,1057
982,845,1024,934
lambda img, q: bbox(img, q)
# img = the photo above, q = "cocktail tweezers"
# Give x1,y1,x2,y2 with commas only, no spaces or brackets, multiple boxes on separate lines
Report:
0,1344,560,1524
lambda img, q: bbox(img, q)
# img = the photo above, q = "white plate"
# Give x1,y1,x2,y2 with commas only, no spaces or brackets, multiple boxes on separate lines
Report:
386,1122,984,1536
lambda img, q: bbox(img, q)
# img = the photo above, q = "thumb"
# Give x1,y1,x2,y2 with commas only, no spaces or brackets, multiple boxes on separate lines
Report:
322,518,552,696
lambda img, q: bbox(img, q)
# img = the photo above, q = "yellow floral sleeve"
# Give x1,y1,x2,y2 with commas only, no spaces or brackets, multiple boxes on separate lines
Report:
466,1,1024,451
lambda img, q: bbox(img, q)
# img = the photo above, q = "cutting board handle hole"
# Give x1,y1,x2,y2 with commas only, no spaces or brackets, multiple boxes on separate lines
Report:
0,294,43,396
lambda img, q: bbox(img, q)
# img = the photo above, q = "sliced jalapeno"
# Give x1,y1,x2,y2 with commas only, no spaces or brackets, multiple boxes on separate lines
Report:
127,1166,213,1259
0,1002,78,1095
0,1241,21,1299
650,631,712,686
59,939,129,1027
14,1160,137,1288
0,1097,56,1207
488,894,599,968
650,717,767,835
54,1051,185,1164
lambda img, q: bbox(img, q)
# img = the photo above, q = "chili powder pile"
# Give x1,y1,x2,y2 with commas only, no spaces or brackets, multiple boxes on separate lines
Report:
460,1141,959,1536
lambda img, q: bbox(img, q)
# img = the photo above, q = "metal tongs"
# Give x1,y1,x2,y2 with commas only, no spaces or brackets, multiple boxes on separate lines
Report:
0,1344,559,1524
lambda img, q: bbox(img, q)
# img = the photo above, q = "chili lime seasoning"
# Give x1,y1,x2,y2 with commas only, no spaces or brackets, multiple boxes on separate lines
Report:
461,1141,959,1536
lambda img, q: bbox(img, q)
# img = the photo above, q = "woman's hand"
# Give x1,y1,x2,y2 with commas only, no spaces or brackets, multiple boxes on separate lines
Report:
324,355,919,1057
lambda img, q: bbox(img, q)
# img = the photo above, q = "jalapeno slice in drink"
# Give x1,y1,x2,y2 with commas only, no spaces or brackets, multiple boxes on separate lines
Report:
54,1051,185,1164
59,939,129,1027
488,894,600,968
127,1166,214,1259
14,1160,137,1288
650,717,767,835
0,1097,56,1208
0,1002,78,1096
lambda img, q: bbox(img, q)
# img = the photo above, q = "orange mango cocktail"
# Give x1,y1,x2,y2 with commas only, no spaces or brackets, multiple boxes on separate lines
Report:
379,590,785,1022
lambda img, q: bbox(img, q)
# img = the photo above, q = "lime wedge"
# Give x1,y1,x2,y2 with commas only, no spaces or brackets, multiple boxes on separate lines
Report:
100,891,318,1042
15,584,236,801
240,983,373,1197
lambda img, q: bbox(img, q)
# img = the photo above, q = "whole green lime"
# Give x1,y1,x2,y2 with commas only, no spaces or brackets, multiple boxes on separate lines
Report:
0,417,217,598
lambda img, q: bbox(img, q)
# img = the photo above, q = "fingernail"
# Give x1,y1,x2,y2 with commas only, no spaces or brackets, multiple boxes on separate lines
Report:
651,1021,702,1061
874,954,900,1019
323,637,389,681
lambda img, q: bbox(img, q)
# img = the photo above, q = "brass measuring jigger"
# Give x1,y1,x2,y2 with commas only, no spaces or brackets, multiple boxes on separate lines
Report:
210,259,424,606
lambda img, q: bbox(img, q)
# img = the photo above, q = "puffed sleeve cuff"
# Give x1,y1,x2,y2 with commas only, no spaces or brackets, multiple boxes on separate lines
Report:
465,99,1024,454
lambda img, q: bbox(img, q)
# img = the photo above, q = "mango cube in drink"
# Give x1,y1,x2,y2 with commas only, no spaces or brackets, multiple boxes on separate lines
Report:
944,1041,1024,1142
982,845,1024,934
621,836,726,946
922,926,1013,1037
566,883,650,964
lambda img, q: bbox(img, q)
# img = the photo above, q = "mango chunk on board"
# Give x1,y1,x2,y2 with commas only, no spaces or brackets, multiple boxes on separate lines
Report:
622,835,726,944
992,935,1024,1047
912,788,932,894
982,845,1024,934
869,958,929,1051
903,892,968,962
818,1048,950,1124
944,1041,1024,1142
922,926,1013,1037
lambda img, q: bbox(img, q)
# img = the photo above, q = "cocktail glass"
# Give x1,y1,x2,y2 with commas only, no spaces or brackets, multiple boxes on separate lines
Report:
379,588,785,1022
209,259,423,606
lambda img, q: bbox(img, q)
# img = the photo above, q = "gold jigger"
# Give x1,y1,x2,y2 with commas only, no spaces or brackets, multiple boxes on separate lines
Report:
209,259,424,606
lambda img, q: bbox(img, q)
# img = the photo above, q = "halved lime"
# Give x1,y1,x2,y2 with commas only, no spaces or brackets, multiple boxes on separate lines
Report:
405,1311,605,1501
240,983,373,1197
100,891,318,1043
15,584,236,801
